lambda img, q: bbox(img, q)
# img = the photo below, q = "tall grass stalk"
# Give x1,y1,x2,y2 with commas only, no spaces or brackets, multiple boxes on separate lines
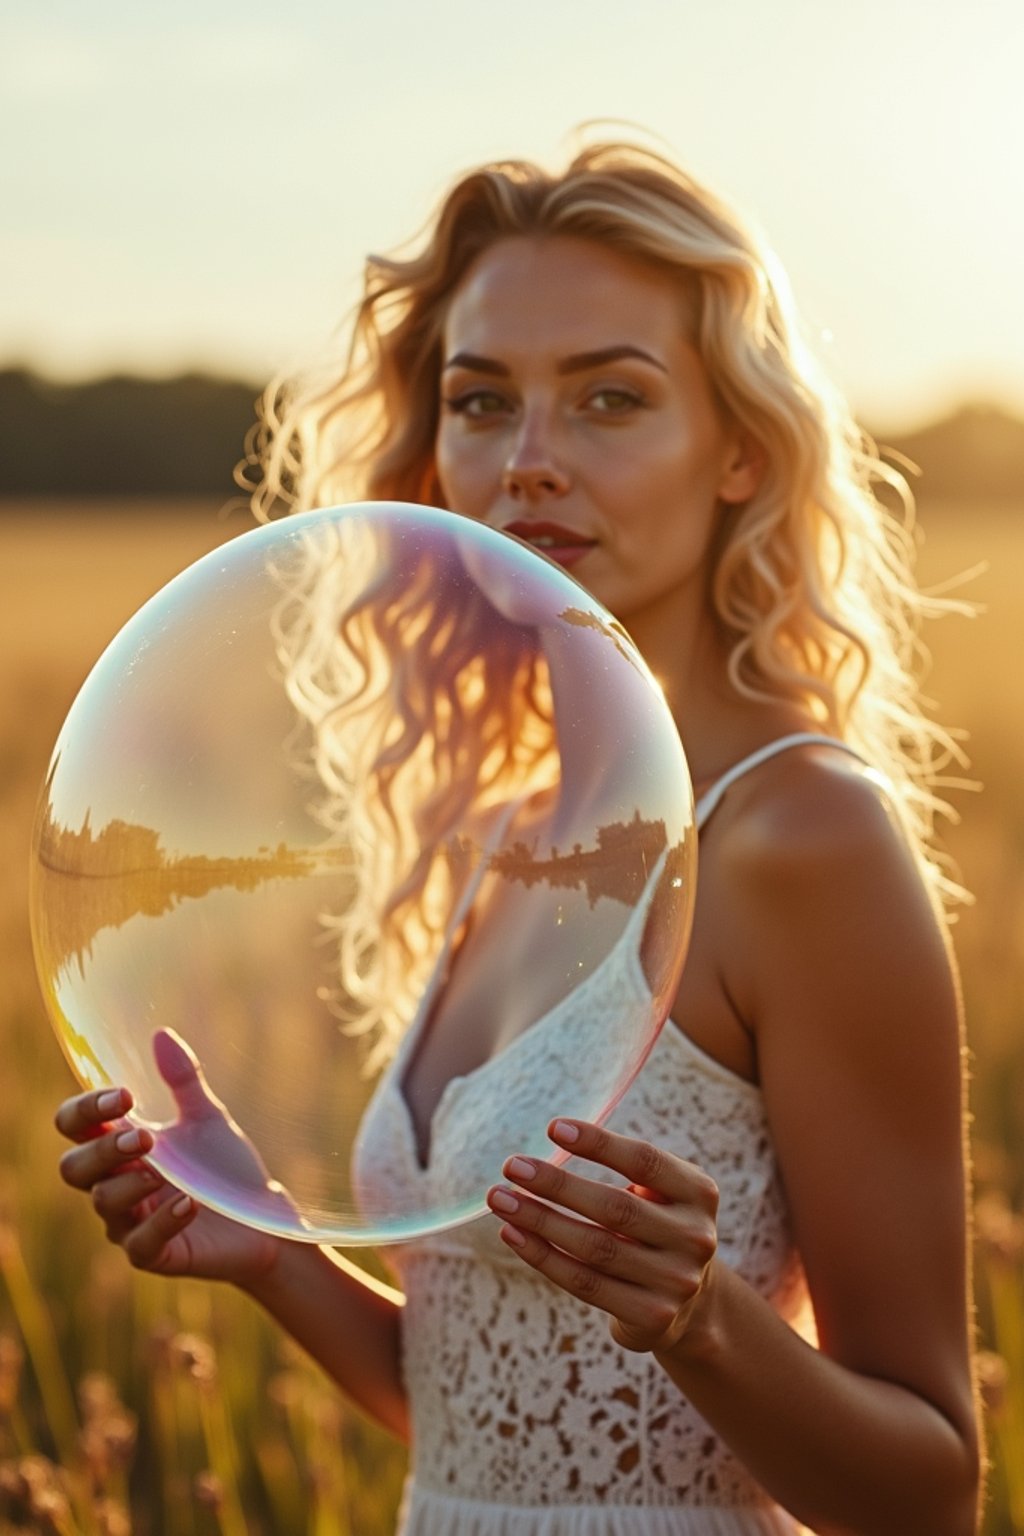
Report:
0,1226,79,1468
983,1261,1024,1527
195,1387,249,1536
0,1220,102,1535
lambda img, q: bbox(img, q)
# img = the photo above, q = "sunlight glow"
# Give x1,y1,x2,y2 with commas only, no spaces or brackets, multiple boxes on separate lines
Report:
1,0,1021,428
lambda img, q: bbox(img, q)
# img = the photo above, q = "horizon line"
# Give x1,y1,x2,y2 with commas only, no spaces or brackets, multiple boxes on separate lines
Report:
3,358,1023,440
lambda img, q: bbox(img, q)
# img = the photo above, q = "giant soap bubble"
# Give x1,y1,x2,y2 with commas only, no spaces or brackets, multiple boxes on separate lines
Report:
30,503,695,1244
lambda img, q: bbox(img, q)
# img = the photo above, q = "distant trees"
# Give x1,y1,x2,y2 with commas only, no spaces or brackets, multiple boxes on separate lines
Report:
878,404,1024,506
0,370,260,498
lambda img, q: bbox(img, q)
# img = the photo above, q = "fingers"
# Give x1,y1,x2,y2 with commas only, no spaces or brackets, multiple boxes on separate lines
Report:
54,1086,133,1144
484,1122,720,1348
492,1222,684,1345
488,1182,668,1287
90,1163,162,1217
90,1164,165,1239
60,1125,197,1272
54,1074,200,1277
545,1120,720,1212
153,1029,225,1122
59,1124,155,1192
491,1151,672,1246
489,1128,718,1240
121,1188,196,1273
55,1028,224,1144
486,1162,716,1290
56,1029,229,1160
499,1221,632,1309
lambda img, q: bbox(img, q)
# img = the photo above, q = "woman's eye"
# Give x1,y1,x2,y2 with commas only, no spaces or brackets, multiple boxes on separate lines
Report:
443,390,510,419
587,387,643,414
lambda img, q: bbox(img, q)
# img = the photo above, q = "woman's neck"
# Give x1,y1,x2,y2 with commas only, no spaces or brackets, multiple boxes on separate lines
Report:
621,587,813,788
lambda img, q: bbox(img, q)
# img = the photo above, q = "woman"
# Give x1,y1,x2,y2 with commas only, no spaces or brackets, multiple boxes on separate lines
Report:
55,141,981,1534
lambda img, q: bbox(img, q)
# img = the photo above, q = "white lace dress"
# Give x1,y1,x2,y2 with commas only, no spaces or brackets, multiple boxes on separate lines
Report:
353,736,848,1535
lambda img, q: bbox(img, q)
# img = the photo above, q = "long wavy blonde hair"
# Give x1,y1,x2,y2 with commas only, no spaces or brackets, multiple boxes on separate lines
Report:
267,509,563,1064
241,140,966,1060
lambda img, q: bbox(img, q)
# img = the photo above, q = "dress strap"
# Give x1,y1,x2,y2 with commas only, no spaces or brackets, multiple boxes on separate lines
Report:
394,795,527,1071
447,795,526,936
695,732,868,831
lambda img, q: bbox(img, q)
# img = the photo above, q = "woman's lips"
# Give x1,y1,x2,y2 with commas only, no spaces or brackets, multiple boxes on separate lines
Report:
502,521,597,569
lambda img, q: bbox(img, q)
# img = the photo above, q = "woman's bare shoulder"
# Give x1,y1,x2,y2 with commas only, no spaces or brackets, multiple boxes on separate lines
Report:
712,738,957,1048
715,741,913,884
710,739,955,1004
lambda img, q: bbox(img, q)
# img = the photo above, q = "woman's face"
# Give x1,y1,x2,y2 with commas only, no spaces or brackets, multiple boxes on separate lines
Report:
434,235,759,631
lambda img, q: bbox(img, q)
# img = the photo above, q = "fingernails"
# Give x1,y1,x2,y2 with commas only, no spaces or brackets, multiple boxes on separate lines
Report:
97,1089,125,1117
490,1188,520,1214
172,1195,193,1217
506,1157,537,1181
552,1120,579,1144
115,1129,143,1154
500,1225,526,1247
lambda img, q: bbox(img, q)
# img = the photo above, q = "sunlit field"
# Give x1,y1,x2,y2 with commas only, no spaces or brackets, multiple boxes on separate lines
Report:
1,501,1021,1534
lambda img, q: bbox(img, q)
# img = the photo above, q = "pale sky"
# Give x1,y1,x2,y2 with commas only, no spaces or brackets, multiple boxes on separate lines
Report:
3,0,1022,430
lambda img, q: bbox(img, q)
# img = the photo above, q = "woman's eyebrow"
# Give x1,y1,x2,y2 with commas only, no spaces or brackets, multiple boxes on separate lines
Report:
442,345,669,376
442,351,508,376
557,345,668,375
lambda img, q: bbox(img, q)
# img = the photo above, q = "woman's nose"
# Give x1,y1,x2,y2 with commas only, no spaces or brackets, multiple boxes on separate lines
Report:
502,418,571,501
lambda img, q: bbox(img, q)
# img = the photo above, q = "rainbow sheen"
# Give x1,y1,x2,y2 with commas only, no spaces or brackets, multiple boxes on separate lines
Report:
30,503,695,1245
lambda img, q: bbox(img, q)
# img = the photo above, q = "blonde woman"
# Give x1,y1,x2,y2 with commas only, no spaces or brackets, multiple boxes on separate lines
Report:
56,142,981,1535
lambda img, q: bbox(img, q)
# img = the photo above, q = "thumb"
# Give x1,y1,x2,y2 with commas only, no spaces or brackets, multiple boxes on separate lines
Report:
153,1028,226,1122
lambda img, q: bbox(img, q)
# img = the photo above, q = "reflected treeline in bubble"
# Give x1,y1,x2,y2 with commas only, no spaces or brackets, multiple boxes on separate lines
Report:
32,789,353,983
485,811,688,908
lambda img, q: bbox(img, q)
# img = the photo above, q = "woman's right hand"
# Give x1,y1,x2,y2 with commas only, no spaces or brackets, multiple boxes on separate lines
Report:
55,1030,287,1289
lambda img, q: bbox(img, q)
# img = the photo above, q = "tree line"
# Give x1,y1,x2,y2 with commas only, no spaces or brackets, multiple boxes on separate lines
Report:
0,370,259,499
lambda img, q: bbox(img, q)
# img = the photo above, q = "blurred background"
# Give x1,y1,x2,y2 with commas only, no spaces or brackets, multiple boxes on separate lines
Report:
2,1,1022,1531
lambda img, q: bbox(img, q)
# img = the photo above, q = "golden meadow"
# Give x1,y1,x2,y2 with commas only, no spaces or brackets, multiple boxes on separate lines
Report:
1,502,1021,1535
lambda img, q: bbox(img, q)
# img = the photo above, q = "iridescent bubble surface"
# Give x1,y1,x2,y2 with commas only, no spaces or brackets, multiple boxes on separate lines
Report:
30,503,695,1244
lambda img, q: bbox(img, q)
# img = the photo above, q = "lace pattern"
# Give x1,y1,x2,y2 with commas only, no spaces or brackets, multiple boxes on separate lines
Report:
354,968,804,1520
396,1487,800,1536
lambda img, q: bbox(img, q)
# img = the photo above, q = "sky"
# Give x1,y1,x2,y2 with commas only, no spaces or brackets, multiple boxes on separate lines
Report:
2,0,1022,431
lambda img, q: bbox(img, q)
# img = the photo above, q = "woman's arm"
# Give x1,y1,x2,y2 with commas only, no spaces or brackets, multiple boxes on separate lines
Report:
240,1244,409,1442
486,762,980,1535
708,759,979,1531
655,1258,976,1536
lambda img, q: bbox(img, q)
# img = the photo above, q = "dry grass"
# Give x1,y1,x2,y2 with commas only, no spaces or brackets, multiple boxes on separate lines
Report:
0,499,1021,1533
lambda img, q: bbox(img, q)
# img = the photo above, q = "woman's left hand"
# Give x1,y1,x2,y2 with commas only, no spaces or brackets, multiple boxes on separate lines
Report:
486,1118,720,1355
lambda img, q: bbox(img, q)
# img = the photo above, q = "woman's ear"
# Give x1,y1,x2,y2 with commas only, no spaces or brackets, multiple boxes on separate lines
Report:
718,430,766,506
